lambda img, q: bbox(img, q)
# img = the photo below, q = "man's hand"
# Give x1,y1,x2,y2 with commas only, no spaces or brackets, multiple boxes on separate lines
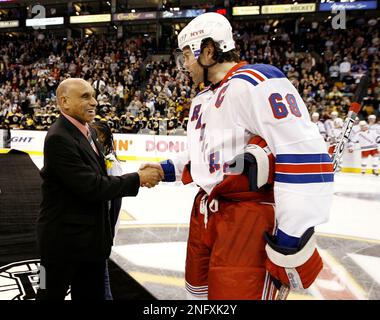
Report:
138,163,164,188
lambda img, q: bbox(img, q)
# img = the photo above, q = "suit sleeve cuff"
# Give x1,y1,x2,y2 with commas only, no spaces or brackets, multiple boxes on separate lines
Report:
125,172,140,196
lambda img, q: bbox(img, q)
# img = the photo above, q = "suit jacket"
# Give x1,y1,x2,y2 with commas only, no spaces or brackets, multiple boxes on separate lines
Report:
37,115,140,262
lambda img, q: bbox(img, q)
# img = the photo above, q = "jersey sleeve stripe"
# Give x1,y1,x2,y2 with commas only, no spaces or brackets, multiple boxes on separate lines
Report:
234,69,265,82
229,74,259,86
276,153,332,164
276,163,334,173
275,173,334,184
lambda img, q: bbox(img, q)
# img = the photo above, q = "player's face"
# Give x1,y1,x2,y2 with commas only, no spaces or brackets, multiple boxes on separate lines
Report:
182,48,203,85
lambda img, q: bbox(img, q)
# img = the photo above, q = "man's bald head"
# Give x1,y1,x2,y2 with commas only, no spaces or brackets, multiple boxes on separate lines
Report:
56,78,98,124
56,78,91,106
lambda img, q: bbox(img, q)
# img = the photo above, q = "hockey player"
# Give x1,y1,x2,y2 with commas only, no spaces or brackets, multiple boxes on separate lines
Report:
324,111,339,138
327,117,343,156
142,13,333,299
311,112,327,141
349,121,379,176
368,115,380,135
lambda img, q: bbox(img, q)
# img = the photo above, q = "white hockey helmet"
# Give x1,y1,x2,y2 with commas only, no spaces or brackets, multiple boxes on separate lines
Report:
368,114,376,121
359,120,368,128
334,117,343,128
177,12,235,59
331,111,338,119
311,112,320,120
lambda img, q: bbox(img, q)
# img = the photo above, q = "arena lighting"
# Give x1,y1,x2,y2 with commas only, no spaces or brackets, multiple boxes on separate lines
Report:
131,9,136,13
74,4,81,12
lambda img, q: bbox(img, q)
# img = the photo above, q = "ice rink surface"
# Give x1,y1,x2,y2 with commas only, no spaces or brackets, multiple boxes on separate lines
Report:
32,156,380,300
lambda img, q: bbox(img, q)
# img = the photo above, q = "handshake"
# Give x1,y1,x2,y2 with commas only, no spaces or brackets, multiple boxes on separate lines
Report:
137,163,164,188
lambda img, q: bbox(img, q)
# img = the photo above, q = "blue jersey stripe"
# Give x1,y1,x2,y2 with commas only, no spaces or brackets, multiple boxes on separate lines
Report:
276,153,332,164
230,74,259,86
275,173,334,184
239,64,286,79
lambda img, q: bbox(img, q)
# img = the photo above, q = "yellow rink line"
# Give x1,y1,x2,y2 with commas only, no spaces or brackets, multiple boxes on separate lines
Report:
341,167,377,174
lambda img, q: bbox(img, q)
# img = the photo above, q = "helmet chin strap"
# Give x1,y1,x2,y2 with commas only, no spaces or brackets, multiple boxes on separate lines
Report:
197,59,218,86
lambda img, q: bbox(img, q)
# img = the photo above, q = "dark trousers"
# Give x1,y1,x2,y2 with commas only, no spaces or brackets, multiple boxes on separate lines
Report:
36,260,106,300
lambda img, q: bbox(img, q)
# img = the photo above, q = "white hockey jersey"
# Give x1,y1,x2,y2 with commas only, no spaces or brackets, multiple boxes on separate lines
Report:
324,119,334,138
315,121,327,140
350,129,380,151
327,127,343,146
369,123,380,135
169,63,333,238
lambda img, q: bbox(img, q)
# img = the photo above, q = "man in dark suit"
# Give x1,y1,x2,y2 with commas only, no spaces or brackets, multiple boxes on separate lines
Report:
36,78,162,300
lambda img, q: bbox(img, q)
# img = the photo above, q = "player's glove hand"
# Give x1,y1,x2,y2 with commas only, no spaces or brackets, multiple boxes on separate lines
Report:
264,227,323,290
225,137,273,191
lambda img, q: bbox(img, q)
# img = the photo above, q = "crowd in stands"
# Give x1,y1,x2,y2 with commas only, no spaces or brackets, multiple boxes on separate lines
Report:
1,17,380,138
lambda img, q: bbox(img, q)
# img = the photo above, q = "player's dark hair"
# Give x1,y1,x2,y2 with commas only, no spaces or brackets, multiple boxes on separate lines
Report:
91,121,115,156
200,37,240,64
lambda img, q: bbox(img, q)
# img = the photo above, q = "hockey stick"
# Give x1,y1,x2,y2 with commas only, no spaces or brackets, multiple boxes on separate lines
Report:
275,72,370,301
332,72,370,171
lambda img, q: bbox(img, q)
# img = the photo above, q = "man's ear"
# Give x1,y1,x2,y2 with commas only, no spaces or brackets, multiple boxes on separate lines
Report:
58,96,68,111
204,43,216,62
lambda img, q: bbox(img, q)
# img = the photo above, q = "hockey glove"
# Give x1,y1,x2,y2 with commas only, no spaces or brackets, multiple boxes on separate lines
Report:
264,227,323,290
226,137,274,191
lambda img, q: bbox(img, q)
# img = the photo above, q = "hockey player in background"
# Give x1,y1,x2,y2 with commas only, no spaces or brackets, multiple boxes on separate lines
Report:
324,111,339,138
368,114,380,135
141,13,333,299
311,112,327,141
349,120,379,176
327,118,344,156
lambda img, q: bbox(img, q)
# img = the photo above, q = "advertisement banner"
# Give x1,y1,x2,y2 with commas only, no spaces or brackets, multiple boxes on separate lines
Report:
232,6,260,16
7,130,187,161
113,133,187,160
262,3,316,14
9,130,46,154
26,17,64,27
113,12,157,21
0,20,19,28
319,1,377,11
70,14,111,24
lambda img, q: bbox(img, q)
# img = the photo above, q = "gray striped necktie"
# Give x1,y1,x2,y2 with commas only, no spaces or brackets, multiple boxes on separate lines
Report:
87,130,99,156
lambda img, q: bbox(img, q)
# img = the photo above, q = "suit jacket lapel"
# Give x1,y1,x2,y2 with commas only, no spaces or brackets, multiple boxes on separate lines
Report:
60,116,107,174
